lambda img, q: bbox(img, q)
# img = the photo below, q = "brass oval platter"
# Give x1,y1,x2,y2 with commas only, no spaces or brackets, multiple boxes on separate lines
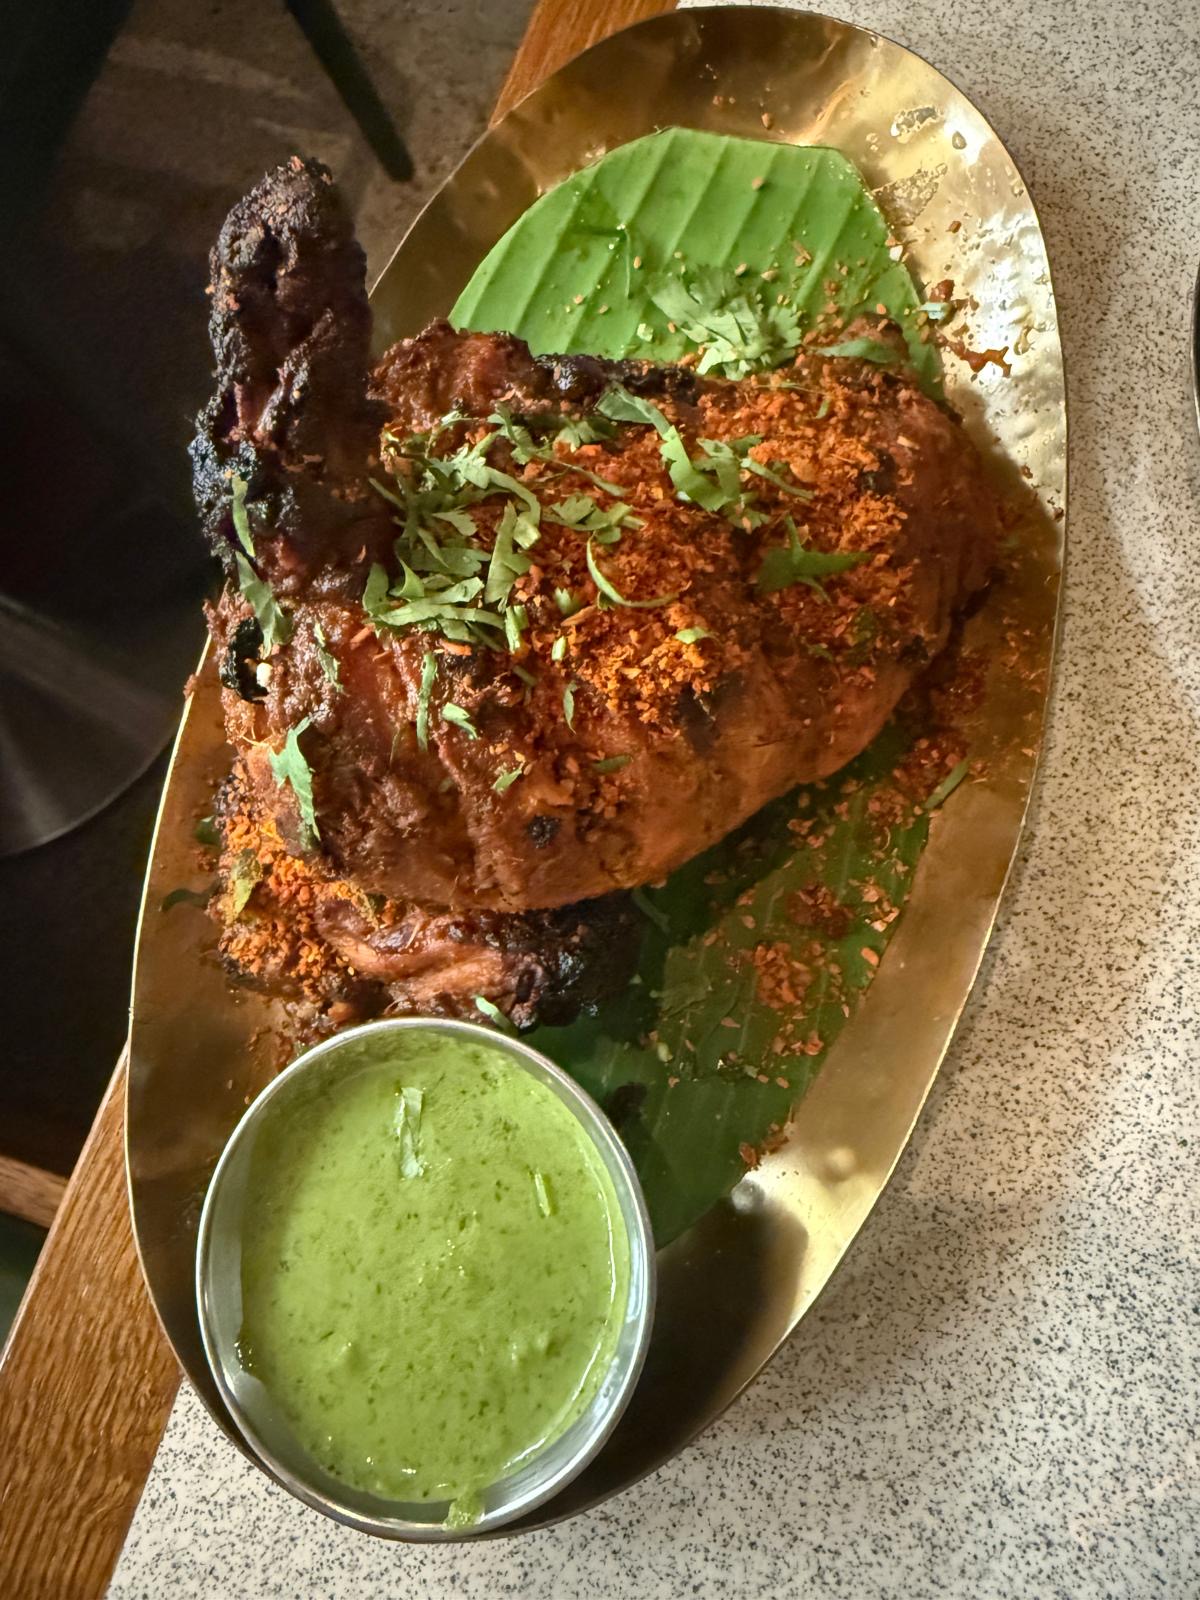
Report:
126,6,1064,1534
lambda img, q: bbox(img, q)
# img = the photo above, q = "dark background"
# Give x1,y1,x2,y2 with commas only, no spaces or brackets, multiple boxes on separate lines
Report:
0,0,530,1176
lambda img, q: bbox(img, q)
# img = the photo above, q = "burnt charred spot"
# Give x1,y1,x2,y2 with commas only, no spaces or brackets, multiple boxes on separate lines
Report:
858,450,897,496
606,1080,648,1133
537,351,702,408
676,681,719,754
219,616,266,701
526,814,560,849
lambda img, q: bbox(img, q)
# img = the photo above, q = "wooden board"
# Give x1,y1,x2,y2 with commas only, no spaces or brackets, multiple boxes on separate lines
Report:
0,5,676,1597
0,1055,180,1600
0,1154,66,1230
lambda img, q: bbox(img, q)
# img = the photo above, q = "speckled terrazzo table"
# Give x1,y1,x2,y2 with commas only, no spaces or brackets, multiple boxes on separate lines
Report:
108,1,1200,1595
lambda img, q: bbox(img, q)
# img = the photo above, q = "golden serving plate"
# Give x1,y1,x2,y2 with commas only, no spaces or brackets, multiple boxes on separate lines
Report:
127,6,1064,1533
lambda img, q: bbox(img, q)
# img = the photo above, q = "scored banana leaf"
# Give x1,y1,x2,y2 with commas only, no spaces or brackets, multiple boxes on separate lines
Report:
454,128,944,1242
453,127,941,392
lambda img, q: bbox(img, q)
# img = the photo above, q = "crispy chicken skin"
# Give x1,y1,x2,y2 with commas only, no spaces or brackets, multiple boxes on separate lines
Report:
194,158,998,1019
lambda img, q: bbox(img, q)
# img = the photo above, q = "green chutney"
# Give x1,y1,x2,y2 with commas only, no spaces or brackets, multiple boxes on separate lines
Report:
237,1032,630,1512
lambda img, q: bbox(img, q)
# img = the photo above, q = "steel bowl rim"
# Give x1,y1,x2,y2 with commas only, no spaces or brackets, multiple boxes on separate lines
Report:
195,1015,657,1542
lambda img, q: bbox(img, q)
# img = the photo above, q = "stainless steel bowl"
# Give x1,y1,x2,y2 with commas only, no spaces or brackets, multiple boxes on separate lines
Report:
195,1017,656,1540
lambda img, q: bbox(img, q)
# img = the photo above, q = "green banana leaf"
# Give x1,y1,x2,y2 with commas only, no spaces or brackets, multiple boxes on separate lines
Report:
454,128,943,1242
453,127,940,392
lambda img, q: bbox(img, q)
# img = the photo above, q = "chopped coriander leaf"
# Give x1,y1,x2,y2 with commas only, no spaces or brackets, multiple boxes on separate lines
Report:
554,587,583,617
587,536,678,610
312,620,343,692
230,474,255,557
493,765,524,793
268,715,320,845
816,396,832,420
416,650,437,751
484,504,533,606
391,560,427,601
599,386,761,521
741,454,814,499
551,635,567,662
675,626,711,644
441,703,480,739
756,517,870,598
592,754,631,774
235,553,292,653
369,473,408,511
923,758,971,812
597,386,672,430
491,405,623,489
511,661,538,688
532,1170,554,1218
377,598,504,633
228,848,263,919
555,414,616,449
193,815,220,847
474,994,514,1031
659,429,734,512
161,885,212,912
429,506,477,538
648,267,802,377
631,885,671,935
362,563,391,619
394,1086,425,1179
546,493,638,535
562,679,577,730
816,337,900,365
504,604,528,652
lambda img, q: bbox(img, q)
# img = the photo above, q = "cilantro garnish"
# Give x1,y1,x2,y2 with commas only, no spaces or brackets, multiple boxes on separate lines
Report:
484,504,534,606
924,758,970,812
441,703,479,739
532,1170,554,1217
504,604,528,652
227,848,263,919
160,885,212,912
675,626,711,644
596,386,670,431
562,680,577,730
631,885,671,935
546,493,638,536
489,406,623,494
394,1086,425,1179
416,650,436,751
756,518,870,598
268,716,320,846
234,553,291,653
816,337,900,365
554,587,583,617
598,388,798,525
586,536,678,610
312,620,342,692
193,815,220,848
474,995,514,1031
592,755,631,774
648,267,803,377
230,474,255,557
551,635,567,662
493,765,524,793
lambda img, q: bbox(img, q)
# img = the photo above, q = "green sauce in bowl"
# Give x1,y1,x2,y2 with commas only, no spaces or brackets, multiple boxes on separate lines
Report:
231,1029,633,1519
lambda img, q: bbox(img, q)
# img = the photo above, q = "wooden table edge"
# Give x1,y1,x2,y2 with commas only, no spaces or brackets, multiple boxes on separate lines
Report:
0,4,676,1596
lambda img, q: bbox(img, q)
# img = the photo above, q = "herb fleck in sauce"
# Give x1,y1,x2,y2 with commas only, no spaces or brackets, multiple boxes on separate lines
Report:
237,1035,630,1517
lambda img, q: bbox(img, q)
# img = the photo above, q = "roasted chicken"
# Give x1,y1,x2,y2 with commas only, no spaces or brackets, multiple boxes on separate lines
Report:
192,157,998,1026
